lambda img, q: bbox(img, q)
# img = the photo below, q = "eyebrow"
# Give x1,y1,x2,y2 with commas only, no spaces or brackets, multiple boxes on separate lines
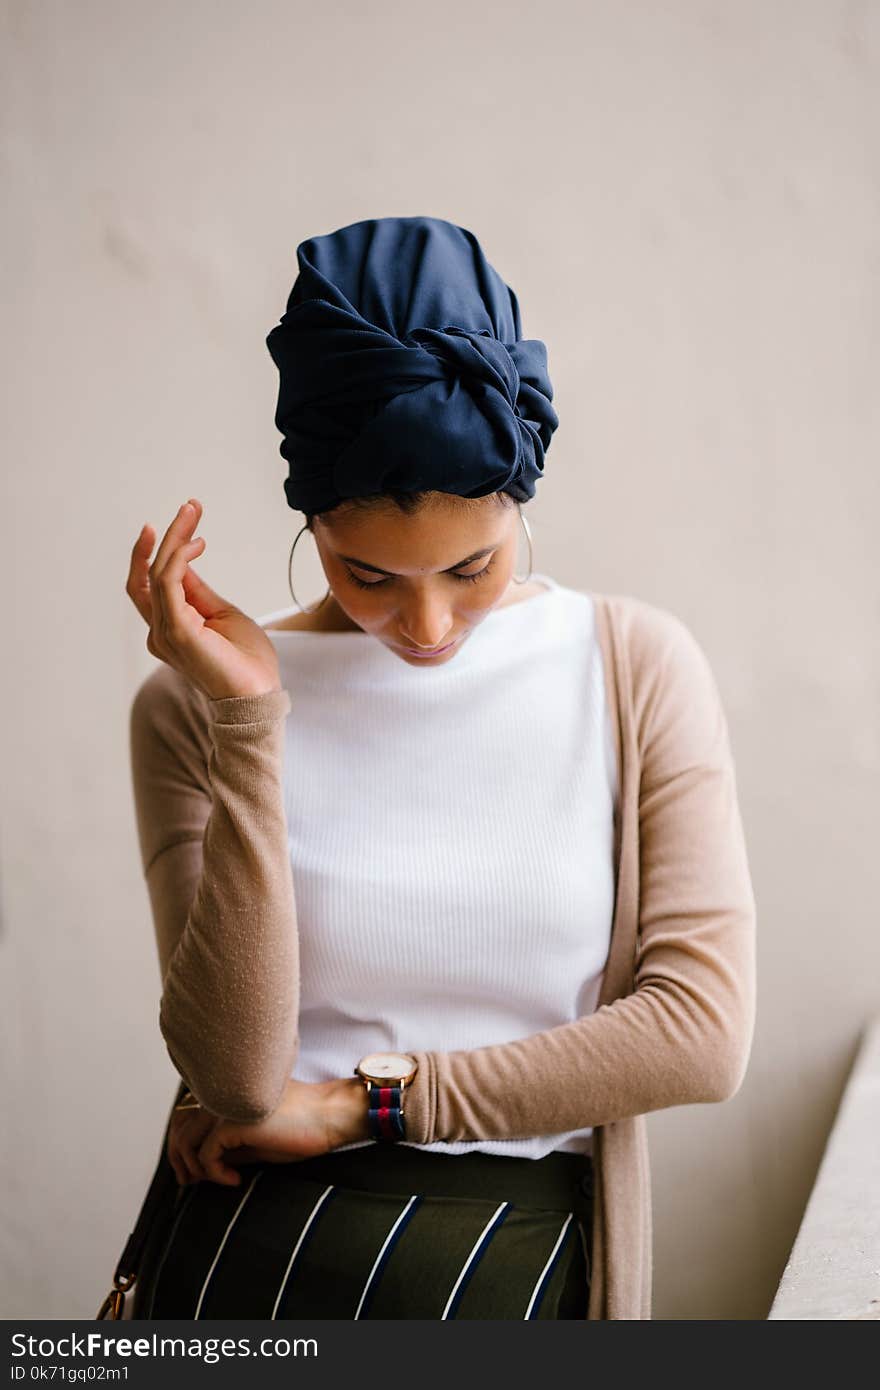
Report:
337,545,499,577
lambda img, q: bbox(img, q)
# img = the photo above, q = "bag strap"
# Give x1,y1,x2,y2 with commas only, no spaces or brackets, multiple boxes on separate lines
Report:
96,1079,189,1319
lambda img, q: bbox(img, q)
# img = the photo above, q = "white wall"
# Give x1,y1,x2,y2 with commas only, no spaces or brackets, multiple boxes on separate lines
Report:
2,0,878,1319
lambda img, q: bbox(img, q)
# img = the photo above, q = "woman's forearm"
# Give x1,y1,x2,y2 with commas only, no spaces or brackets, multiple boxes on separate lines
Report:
159,689,300,1122
132,673,301,1124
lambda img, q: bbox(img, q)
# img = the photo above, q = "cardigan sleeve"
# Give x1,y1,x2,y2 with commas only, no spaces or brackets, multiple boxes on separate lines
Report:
129,664,300,1123
401,603,757,1144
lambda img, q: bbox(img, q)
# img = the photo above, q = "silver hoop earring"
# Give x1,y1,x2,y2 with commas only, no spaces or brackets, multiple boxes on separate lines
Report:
288,524,331,613
512,506,534,585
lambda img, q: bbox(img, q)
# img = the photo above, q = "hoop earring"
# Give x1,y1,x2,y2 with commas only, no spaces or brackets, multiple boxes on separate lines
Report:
288,524,332,613
512,505,534,585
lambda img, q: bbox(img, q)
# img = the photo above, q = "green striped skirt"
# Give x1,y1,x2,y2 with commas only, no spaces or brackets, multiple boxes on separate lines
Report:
133,1142,594,1320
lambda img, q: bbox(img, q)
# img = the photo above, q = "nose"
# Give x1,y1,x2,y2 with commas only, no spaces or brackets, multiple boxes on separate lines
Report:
398,593,455,650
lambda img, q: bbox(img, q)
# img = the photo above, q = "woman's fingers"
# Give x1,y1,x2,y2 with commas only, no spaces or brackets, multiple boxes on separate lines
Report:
169,1109,215,1185
149,500,202,635
167,1129,195,1185
170,1127,204,1184
150,499,202,588
179,550,229,622
149,501,234,640
159,532,233,634
125,524,156,627
152,536,209,641
197,1128,244,1187
125,497,202,630
166,1141,188,1187
174,1119,246,1188
179,1145,207,1184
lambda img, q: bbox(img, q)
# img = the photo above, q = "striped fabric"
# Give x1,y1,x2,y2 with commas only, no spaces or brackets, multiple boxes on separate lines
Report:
134,1150,593,1321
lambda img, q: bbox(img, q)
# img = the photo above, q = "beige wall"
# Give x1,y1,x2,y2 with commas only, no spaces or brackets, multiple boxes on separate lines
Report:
2,0,878,1320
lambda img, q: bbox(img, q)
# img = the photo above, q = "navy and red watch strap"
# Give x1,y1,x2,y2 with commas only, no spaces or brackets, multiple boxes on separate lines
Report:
366,1083,407,1141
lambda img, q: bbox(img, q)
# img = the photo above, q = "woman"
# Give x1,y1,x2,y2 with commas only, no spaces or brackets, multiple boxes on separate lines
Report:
122,216,756,1320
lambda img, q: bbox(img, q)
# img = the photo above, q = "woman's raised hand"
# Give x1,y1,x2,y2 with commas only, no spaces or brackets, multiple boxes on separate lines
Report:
126,498,283,701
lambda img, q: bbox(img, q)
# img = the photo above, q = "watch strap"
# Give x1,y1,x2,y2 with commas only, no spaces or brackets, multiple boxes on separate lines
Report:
366,1082,407,1142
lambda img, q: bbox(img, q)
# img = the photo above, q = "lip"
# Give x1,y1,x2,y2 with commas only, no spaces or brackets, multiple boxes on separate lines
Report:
398,636,460,657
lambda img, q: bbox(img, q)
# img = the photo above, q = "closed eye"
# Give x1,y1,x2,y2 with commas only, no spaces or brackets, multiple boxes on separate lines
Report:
345,559,496,590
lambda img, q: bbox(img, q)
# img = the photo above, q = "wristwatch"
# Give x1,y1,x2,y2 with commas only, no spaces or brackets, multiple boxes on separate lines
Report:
354,1052,419,1143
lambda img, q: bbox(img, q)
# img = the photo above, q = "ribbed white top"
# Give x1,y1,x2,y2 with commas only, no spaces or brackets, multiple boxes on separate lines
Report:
256,574,618,1158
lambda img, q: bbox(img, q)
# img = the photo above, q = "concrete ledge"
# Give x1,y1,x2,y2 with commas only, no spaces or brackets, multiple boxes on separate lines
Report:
768,1016,880,1319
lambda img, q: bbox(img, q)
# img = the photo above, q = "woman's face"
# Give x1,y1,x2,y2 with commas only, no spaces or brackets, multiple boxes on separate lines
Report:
312,494,522,665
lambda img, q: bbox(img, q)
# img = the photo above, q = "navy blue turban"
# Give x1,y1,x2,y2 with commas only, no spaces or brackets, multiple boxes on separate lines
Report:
265,216,559,516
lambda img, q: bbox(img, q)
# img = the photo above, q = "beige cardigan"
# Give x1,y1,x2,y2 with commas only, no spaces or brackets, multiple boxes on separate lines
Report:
129,590,757,1320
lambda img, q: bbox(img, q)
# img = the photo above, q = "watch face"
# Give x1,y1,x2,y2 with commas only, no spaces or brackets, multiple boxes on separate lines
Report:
357,1051,417,1080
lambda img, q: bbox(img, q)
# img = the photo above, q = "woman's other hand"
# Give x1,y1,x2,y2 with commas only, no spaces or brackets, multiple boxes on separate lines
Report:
169,1078,370,1188
125,498,282,700
167,1102,222,1187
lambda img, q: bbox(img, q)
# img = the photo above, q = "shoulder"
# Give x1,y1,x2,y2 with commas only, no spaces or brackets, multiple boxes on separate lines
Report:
585,589,715,680
260,611,314,633
586,588,702,651
583,591,727,760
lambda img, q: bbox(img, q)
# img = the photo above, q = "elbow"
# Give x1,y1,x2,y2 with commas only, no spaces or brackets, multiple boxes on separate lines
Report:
646,978,755,1107
695,1029,753,1104
160,1005,296,1124
165,1048,289,1123
191,1075,288,1125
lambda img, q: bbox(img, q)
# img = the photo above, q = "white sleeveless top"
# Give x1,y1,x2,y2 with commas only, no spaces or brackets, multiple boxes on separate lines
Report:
256,573,618,1158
